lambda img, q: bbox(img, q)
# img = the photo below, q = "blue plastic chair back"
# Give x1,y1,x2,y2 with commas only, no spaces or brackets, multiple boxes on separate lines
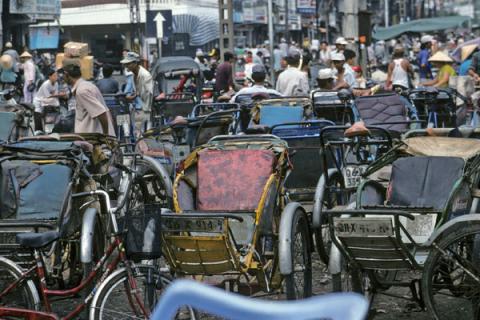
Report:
151,279,369,320
259,106,304,128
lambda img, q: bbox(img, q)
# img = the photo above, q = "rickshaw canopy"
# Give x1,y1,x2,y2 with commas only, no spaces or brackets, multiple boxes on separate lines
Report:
401,136,480,160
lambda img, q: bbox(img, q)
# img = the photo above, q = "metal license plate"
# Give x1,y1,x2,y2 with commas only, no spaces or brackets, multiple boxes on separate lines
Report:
116,114,130,126
342,165,368,189
162,217,224,233
334,217,394,237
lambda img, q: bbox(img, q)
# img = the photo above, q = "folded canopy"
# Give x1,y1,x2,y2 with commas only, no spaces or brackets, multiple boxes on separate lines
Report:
372,16,471,41
401,136,480,160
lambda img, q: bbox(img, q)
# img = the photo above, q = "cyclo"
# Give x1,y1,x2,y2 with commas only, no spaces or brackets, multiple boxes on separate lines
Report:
161,135,312,299
325,134,480,319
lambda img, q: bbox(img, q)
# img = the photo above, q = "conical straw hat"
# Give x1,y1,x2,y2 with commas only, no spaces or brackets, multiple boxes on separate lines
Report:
19,51,32,58
428,51,453,63
461,44,477,61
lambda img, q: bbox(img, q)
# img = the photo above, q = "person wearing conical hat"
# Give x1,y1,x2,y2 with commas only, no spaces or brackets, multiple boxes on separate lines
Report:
468,45,480,83
459,44,477,76
20,51,36,103
420,51,456,88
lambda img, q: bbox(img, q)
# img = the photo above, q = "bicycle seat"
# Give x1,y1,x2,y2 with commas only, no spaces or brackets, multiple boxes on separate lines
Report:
16,231,60,249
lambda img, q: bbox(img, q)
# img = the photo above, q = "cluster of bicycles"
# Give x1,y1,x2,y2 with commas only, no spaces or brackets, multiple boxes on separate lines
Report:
0,83,478,320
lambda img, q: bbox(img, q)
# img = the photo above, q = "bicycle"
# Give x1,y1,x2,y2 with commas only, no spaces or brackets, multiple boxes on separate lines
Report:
0,190,176,320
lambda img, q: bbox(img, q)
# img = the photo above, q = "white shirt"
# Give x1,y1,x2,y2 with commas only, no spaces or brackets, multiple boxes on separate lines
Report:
134,66,153,112
34,79,59,112
275,66,310,97
230,84,282,103
23,60,35,83
343,64,357,88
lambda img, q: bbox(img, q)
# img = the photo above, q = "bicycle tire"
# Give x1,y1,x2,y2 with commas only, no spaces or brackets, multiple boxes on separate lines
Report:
0,257,39,311
284,209,313,300
90,265,196,320
422,223,480,320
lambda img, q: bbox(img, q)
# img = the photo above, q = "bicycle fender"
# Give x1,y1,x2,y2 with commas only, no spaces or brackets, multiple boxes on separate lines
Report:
279,202,306,275
425,214,480,246
312,168,340,228
81,208,97,264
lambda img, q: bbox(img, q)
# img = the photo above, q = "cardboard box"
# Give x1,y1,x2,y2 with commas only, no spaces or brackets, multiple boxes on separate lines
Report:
55,53,65,70
64,42,89,58
61,56,94,80
80,55,94,80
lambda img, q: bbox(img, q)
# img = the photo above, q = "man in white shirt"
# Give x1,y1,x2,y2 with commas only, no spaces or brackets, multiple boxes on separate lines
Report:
121,52,153,133
20,51,35,103
331,53,356,90
275,48,310,96
343,49,358,88
230,64,282,102
33,70,66,131
331,37,348,56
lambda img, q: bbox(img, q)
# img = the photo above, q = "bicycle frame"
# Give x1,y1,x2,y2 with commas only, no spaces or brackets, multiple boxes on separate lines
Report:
0,190,150,320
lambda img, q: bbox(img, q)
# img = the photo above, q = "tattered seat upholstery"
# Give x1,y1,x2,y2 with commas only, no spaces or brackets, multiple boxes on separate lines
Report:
197,149,276,211
355,94,407,132
387,156,464,209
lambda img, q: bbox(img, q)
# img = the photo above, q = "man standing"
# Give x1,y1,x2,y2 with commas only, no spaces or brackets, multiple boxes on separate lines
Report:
319,41,331,66
418,35,433,81
215,51,235,93
331,53,355,90
275,48,310,96
331,37,348,56
3,42,19,71
121,52,153,132
95,64,119,94
343,49,358,88
62,61,115,136
20,51,35,103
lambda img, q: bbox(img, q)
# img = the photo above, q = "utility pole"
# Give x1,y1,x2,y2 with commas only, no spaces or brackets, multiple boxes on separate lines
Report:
218,0,234,61
268,0,275,83
285,0,289,41
385,0,389,27
475,0,480,25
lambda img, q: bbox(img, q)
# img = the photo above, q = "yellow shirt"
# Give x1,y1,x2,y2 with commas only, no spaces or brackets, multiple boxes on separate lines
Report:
437,64,456,88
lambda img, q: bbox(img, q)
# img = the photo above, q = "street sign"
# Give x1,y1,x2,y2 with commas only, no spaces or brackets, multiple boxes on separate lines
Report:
146,10,172,39
154,12,165,39
296,0,316,15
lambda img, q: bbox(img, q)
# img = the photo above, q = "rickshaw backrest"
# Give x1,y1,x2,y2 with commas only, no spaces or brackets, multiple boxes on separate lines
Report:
0,160,72,219
388,156,464,210
259,106,304,127
0,112,17,142
355,94,407,132
197,149,276,211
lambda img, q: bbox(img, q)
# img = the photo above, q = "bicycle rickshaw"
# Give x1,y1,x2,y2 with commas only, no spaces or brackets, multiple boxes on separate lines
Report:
408,87,470,128
325,135,480,319
311,89,356,125
161,135,312,299
0,138,102,286
137,107,240,177
312,124,394,264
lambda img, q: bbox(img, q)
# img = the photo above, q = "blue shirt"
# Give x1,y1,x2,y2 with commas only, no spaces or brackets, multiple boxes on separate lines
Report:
417,49,432,79
459,59,472,76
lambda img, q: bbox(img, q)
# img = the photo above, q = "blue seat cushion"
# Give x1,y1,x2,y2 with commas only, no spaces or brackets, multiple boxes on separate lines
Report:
259,106,304,127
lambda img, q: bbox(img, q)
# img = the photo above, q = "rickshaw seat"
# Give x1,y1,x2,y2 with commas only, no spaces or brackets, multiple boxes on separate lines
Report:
388,156,464,210
197,149,275,211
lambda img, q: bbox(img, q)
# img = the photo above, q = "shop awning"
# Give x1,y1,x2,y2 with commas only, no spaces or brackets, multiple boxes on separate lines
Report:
173,14,219,46
372,16,471,40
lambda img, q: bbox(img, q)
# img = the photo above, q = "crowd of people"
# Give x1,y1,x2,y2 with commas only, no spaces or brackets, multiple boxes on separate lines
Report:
1,31,479,138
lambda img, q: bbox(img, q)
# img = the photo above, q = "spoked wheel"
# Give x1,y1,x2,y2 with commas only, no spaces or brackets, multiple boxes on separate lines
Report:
126,158,172,210
422,224,480,320
314,173,347,265
284,209,312,300
0,258,39,310
91,265,196,320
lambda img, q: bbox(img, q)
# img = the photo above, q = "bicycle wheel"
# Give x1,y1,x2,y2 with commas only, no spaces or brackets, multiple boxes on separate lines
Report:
0,257,39,310
422,223,480,320
127,158,172,210
284,209,312,300
314,172,347,265
90,265,196,320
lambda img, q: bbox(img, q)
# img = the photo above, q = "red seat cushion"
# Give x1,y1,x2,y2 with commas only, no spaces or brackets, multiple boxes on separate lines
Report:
197,149,276,211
